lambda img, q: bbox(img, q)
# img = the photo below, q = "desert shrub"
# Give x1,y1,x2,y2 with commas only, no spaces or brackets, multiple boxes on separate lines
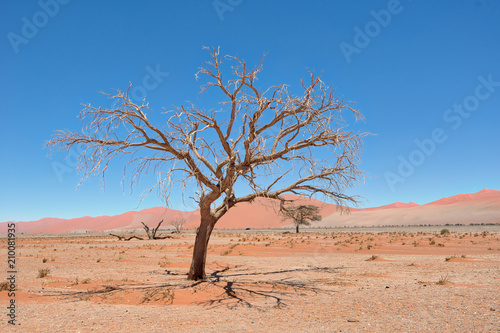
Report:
365,255,378,261
103,285,118,292
437,273,450,285
221,243,238,256
141,287,175,304
0,281,9,291
37,268,51,278
158,259,170,268
440,229,450,235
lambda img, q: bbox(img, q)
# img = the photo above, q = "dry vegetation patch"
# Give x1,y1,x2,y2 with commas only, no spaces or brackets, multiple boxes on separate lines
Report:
3,228,498,331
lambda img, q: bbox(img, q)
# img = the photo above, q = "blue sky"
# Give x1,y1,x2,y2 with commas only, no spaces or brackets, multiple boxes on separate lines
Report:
1,0,499,222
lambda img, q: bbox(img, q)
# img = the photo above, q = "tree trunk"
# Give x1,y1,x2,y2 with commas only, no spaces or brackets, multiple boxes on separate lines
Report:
296,225,299,233
187,209,215,280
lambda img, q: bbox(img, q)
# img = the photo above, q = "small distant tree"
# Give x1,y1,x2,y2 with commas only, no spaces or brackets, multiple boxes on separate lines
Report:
170,218,187,233
282,205,322,233
440,228,450,235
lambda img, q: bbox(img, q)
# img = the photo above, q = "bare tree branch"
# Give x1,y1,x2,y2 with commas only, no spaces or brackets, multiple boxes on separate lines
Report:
141,220,171,239
109,233,144,241
46,47,366,280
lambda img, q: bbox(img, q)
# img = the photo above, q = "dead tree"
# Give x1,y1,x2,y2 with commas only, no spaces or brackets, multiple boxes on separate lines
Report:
281,205,322,233
141,220,172,239
109,220,172,241
47,47,365,280
169,218,187,233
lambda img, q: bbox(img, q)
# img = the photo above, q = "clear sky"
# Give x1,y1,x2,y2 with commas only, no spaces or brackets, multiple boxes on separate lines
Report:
1,0,499,222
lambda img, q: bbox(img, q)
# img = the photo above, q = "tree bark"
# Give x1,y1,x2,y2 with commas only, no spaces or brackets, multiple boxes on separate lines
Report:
296,225,300,233
187,209,215,280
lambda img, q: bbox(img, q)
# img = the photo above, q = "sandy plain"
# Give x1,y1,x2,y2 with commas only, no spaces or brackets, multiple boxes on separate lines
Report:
1,226,499,332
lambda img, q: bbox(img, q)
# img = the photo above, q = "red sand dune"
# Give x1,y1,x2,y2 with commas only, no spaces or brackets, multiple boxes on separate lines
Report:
320,188,500,227
425,188,499,206
363,202,420,210
205,194,339,230
1,189,499,234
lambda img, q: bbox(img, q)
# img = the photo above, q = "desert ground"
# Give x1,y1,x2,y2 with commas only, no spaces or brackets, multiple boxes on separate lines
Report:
1,226,499,332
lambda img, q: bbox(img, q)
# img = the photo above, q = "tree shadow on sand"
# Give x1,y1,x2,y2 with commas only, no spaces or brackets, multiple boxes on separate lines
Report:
39,265,344,310
173,265,344,310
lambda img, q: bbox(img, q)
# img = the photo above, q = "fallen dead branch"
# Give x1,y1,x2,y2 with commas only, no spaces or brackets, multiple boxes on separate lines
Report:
109,234,144,241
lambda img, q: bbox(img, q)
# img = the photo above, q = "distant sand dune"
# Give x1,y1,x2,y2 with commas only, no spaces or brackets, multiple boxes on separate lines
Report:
1,189,499,234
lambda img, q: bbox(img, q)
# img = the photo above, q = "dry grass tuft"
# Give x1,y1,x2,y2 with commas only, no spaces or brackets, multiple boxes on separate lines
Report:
437,273,450,285
0,281,9,291
141,287,175,304
221,243,239,256
37,268,51,278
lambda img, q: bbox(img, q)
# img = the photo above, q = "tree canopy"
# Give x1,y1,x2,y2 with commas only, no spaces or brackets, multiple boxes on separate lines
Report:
47,47,365,280
281,205,322,233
